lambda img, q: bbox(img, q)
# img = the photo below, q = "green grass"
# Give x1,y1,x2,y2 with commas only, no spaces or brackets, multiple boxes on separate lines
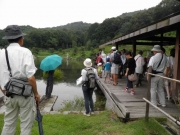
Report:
0,111,170,135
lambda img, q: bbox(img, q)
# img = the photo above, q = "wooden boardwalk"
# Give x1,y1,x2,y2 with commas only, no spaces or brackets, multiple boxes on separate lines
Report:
97,76,180,120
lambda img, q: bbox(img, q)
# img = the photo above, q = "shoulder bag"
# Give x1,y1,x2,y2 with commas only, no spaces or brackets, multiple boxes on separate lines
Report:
4,48,32,98
128,72,137,82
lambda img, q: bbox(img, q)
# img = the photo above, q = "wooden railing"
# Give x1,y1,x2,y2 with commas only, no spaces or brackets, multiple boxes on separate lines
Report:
144,72,180,126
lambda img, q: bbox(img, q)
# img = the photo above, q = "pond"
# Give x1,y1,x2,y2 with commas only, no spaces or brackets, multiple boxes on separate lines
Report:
34,57,105,111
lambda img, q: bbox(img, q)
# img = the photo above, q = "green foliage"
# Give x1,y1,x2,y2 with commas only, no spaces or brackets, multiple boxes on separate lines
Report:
31,47,39,54
60,97,85,112
0,0,179,49
0,111,170,135
49,48,54,53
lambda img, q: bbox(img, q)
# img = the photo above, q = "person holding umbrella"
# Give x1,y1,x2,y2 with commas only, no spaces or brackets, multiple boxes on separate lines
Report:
45,70,55,99
0,25,40,135
40,54,62,99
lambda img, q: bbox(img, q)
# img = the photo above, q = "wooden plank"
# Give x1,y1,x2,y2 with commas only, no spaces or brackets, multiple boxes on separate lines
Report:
125,35,129,39
97,76,180,120
148,24,157,32
40,95,58,113
97,81,125,118
157,19,169,29
97,80,129,118
134,31,140,36
140,27,147,34
170,14,180,25
130,33,134,37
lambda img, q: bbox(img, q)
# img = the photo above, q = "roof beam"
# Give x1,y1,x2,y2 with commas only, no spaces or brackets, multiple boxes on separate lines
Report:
138,36,176,42
117,41,175,46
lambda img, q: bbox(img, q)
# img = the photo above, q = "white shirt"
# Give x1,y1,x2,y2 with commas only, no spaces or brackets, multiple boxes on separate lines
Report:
168,56,174,75
134,54,145,74
81,67,99,82
0,43,37,89
148,53,169,74
121,54,126,65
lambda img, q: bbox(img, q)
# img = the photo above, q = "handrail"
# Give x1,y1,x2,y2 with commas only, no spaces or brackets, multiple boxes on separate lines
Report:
145,72,180,125
143,98,180,126
147,72,180,83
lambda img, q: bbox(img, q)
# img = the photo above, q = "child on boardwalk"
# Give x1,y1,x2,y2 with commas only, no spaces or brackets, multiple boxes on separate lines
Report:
104,58,111,83
97,63,103,78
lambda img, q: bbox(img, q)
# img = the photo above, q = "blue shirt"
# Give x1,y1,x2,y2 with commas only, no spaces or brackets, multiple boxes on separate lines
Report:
104,62,111,71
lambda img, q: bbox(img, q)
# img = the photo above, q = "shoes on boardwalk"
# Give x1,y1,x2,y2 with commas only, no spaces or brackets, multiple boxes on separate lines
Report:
83,112,90,116
124,88,128,92
113,83,118,86
91,112,95,115
130,91,135,95
157,102,166,107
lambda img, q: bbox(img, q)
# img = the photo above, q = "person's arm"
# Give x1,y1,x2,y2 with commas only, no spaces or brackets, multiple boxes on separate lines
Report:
164,67,170,77
28,76,40,103
0,86,5,95
125,68,129,76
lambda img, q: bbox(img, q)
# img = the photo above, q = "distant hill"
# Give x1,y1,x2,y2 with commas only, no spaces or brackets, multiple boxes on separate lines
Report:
0,21,91,32
49,21,91,31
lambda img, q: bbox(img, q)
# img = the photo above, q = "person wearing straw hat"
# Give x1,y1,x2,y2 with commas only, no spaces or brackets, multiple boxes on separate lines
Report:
81,58,99,116
147,45,169,107
0,25,40,135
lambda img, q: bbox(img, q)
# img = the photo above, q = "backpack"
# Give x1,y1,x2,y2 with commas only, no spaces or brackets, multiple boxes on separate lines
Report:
84,68,96,89
113,52,121,64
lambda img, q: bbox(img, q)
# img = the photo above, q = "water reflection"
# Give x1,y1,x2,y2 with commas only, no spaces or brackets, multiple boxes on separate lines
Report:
34,57,105,111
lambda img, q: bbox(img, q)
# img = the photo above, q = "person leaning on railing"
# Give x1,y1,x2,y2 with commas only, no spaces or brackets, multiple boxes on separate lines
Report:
147,45,169,107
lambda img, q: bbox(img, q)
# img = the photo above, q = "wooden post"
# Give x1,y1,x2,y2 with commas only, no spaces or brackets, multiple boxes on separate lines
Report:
145,67,152,122
160,33,163,47
172,28,180,101
132,40,136,57
115,43,118,50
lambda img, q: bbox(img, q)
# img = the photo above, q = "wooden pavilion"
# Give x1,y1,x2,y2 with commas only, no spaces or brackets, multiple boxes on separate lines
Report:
99,11,180,101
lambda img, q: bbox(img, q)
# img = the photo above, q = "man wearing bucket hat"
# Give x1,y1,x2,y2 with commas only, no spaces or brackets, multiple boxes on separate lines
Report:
147,45,169,107
0,25,40,135
81,58,99,116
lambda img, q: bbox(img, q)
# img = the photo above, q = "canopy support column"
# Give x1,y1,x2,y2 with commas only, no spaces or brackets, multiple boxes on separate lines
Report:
132,40,136,57
172,28,180,101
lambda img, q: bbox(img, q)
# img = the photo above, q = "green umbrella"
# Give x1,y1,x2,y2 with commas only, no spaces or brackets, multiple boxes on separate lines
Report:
40,54,62,72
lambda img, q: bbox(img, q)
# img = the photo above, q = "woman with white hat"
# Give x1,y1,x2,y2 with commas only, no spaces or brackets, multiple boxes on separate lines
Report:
81,58,99,116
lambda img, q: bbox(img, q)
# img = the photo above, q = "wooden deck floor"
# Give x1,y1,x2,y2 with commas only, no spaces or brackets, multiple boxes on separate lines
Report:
97,76,180,119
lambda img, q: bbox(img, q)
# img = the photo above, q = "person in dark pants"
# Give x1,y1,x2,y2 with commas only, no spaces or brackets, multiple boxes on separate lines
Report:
134,50,145,87
81,58,99,116
124,51,136,95
45,70,55,98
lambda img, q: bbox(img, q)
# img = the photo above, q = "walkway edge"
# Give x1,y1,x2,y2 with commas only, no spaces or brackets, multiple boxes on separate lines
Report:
96,80,129,120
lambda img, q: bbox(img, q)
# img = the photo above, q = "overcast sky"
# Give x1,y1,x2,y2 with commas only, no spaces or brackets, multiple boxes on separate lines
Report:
0,0,162,29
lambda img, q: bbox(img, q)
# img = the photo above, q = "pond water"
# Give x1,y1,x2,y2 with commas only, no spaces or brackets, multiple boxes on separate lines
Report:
34,57,105,111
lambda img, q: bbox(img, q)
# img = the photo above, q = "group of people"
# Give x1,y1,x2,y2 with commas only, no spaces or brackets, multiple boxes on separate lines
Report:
92,44,175,107
94,47,137,95
0,25,176,135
